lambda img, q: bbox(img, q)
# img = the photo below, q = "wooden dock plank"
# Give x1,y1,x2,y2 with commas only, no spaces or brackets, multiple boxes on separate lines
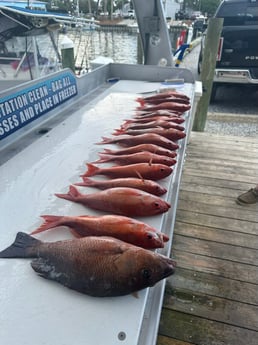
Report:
158,132,258,345
177,198,258,222
173,249,258,284
167,268,258,305
173,234,258,265
175,209,258,235
163,289,258,331
174,222,258,249
158,310,258,345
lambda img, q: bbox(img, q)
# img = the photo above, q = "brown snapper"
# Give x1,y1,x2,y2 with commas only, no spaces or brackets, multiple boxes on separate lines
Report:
0,232,176,297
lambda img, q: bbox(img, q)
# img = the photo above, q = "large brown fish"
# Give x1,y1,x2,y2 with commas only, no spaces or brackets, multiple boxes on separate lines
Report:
0,233,176,297
75,177,167,196
93,151,177,166
82,163,173,181
56,185,171,217
31,214,169,249
96,134,179,150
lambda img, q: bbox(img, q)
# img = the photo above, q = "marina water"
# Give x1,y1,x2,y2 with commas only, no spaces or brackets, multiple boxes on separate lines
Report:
63,30,138,71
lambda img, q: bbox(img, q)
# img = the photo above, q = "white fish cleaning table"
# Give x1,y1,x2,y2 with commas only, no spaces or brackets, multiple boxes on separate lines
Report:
0,64,201,345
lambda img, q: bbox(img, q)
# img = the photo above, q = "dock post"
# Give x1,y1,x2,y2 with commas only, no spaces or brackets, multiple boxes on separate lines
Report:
192,18,223,131
60,36,75,73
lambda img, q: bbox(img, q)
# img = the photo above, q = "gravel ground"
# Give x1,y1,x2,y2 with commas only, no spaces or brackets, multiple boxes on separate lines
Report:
180,43,258,137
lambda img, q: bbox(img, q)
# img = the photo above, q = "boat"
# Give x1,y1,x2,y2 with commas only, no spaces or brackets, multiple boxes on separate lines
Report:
0,0,96,87
0,1,202,345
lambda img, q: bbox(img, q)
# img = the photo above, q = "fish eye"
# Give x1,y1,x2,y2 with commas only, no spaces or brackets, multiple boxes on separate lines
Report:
160,168,165,172
154,202,161,208
147,233,153,240
142,268,151,279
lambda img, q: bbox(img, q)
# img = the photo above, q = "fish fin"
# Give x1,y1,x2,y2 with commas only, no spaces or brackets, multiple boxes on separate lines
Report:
81,163,100,178
31,215,63,235
132,291,139,298
55,185,82,202
135,170,144,180
135,98,145,107
95,136,112,145
0,232,39,258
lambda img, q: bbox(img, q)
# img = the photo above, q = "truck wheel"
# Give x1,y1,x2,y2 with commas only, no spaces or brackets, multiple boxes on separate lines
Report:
197,52,202,74
210,83,218,102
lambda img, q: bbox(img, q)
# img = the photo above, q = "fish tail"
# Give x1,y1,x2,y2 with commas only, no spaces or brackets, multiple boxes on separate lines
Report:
31,215,64,235
0,232,40,258
74,177,96,187
93,153,110,163
81,163,100,177
121,119,132,127
112,129,124,135
95,136,112,145
55,185,82,201
136,97,145,106
102,148,113,154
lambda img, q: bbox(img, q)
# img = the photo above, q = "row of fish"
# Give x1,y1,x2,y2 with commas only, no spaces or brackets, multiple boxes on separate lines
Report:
0,89,191,297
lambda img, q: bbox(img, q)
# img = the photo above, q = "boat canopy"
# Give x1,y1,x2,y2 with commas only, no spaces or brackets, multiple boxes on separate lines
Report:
0,4,88,42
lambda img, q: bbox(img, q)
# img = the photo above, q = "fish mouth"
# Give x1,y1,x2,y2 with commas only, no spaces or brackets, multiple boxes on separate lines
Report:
163,266,175,278
166,202,171,209
163,259,176,278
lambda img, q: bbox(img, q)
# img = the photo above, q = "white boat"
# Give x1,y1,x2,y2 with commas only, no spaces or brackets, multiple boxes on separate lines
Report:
0,1,96,87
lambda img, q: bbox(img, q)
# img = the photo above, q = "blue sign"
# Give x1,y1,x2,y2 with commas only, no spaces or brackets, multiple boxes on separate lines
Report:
0,71,78,140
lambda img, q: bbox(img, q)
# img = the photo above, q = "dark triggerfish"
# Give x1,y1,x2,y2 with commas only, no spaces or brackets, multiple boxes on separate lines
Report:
0,232,176,297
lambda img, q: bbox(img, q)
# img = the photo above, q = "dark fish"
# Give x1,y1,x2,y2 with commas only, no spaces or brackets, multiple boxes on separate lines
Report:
0,232,176,297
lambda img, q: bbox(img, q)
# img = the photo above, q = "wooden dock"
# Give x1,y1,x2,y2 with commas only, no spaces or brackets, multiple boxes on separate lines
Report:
157,131,258,345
